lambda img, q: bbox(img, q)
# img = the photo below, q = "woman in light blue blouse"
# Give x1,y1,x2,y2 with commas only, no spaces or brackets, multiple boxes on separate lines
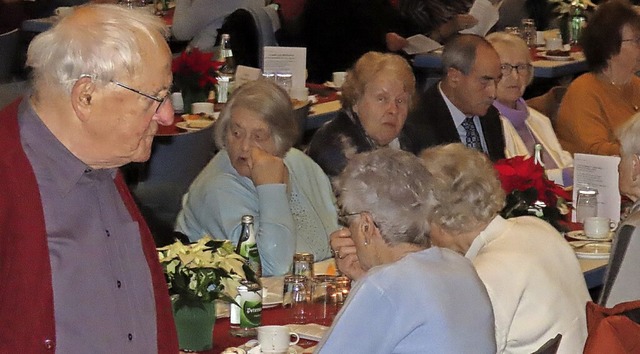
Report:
175,80,339,276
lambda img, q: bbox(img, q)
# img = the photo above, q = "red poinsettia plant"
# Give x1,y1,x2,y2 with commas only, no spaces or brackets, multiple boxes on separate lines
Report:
494,156,571,231
172,48,224,111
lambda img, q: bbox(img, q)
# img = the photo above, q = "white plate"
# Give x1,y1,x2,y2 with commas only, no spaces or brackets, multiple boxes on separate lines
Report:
262,292,282,309
176,120,214,131
539,52,573,61
566,230,614,242
570,241,611,259
323,81,341,89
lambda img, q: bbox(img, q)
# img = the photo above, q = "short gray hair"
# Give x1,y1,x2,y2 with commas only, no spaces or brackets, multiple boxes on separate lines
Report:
618,112,640,156
27,4,169,94
341,51,416,111
442,34,493,76
334,148,435,247
214,79,299,156
486,31,534,85
420,144,505,233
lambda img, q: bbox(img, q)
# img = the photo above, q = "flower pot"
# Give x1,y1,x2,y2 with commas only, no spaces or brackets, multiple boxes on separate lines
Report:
171,296,216,352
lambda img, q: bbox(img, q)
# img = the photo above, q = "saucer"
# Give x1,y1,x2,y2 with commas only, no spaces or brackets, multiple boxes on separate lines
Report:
567,230,613,242
570,241,611,259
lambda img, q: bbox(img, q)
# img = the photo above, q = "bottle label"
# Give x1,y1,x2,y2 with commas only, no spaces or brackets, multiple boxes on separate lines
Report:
239,242,261,276
239,288,262,328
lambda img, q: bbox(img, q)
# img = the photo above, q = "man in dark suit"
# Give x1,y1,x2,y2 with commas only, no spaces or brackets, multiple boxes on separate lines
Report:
406,34,506,161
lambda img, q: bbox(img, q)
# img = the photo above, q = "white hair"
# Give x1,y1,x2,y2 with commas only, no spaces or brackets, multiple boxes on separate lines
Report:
27,4,169,94
334,148,435,247
618,112,640,156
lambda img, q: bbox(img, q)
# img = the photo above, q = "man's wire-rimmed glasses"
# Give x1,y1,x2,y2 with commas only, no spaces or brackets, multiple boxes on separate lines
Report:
111,80,171,114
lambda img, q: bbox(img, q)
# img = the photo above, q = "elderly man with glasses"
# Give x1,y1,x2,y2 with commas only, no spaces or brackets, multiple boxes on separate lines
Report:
0,4,178,353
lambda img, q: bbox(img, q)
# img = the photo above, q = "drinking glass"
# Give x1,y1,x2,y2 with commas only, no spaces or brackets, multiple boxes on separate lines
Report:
310,275,351,326
576,188,598,223
275,72,293,95
283,275,309,324
521,19,537,47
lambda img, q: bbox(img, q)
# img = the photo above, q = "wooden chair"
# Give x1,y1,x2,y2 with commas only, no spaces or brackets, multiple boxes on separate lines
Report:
526,85,567,125
531,334,562,354
0,28,19,83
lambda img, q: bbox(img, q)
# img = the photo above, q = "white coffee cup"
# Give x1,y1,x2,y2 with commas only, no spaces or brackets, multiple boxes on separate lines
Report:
545,37,563,51
191,102,214,115
257,325,299,353
583,217,616,239
332,71,346,87
536,31,545,46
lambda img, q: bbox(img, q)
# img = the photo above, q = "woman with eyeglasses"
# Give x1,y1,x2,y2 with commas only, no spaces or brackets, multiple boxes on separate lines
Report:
317,148,496,353
174,80,339,276
555,0,640,156
487,32,573,185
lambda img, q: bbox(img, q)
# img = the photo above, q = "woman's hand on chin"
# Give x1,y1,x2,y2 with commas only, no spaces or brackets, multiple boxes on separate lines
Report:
330,228,366,281
248,147,288,186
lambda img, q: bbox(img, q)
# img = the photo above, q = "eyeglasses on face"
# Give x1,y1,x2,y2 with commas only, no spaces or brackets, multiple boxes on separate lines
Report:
111,80,171,114
622,37,640,47
338,211,380,229
500,63,533,76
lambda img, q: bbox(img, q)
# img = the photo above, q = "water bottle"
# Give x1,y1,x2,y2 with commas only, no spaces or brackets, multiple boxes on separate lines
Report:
218,34,236,79
576,188,598,223
520,18,537,48
236,215,262,278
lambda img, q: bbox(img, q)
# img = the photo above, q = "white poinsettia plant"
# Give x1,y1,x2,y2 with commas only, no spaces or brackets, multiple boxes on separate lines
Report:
548,0,596,15
157,236,258,309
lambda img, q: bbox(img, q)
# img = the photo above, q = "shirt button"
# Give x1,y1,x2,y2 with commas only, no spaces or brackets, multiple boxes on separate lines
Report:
44,339,55,350
116,280,122,288
128,333,133,341
84,168,92,173
105,230,111,237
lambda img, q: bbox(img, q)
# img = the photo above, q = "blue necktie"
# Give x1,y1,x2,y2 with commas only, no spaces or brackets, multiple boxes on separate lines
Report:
462,117,482,151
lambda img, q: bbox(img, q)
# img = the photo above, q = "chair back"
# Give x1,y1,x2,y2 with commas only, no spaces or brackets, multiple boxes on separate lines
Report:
599,222,640,307
525,85,567,124
531,333,562,354
129,123,216,243
0,28,20,83
218,6,279,70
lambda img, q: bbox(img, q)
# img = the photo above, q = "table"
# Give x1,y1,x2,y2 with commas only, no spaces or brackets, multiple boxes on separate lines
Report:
21,6,174,33
412,50,588,80
579,258,608,290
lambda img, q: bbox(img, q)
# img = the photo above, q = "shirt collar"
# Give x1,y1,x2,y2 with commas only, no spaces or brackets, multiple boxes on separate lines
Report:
464,215,505,260
438,82,471,128
18,99,116,196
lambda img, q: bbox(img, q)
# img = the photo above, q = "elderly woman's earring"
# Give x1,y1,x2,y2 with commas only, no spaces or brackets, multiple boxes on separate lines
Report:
364,238,369,246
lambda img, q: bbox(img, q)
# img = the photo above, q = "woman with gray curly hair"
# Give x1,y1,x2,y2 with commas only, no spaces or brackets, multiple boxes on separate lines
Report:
306,51,419,178
421,143,590,354
175,80,339,276
317,148,496,353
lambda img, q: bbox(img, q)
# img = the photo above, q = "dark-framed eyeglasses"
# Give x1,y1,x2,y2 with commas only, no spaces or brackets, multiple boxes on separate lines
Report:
338,211,380,228
500,63,533,76
111,80,171,114
622,37,640,47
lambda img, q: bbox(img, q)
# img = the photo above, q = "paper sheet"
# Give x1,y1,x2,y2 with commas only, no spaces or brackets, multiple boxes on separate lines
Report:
403,35,442,55
234,65,262,88
572,153,621,222
263,46,307,90
460,0,501,37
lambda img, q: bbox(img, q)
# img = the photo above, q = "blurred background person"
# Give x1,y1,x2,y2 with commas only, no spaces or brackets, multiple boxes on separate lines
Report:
175,80,338,276
171,0,264,52
318,148,496,353
302,0,413,83
487,32,573,186
398,0,477,43
306,52,418,178
0,4,178,352
556,0,640,156
421,143,590,353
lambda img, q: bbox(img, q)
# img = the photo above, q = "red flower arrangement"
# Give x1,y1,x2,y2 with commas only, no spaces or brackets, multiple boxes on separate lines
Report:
494,156,571,231
172,48,224,112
